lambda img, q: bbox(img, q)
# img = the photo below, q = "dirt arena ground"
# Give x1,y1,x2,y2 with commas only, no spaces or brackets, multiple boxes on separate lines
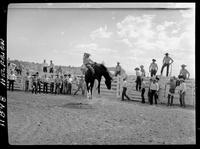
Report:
7,91,195,145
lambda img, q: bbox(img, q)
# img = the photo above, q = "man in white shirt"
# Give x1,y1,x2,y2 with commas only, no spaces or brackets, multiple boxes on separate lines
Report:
8,71,17,91
42,59,48,73
178,77,187,107
135,67,141,91
149,77,159,105
140,65,146,78
178,64,190,80
115,62,122,77
149,59,158,77
160,53,174,77
121,76,131,101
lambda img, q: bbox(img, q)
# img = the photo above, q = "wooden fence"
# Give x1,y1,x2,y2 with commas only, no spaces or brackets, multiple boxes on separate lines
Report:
7,75,195,106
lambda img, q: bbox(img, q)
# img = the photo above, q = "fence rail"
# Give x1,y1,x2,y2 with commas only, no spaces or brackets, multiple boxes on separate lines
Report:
7,75,195,106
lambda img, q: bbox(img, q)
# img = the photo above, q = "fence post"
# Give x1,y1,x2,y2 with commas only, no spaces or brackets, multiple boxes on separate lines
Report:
116,75,121,98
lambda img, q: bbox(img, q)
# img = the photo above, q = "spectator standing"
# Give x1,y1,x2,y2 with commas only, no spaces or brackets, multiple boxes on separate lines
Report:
121,76,131,101
178,77,187,107
36,72,42,94
49,60,54,73
178,64,190,80
66,74,73,95
55,75,61,94
43,74,49,93
24,72,30,92
167,77,177,106
63,74,68,94
60,75,64,94
8,71,16,91
149,59,158,77
31,74,37,94
148,78,153,103
141,78,146,103
135,67,141,91
149,77,159,105
140,65,146,78
115,62,122,77
42,59,48,73
73,75,85,96
49,75,55,94
160,53,174,77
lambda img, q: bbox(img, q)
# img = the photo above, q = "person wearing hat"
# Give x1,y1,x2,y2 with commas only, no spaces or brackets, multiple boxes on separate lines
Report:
149,59,158,77
66,74,73,95
140,65,146,78
149,76,159,105
8,70,17,91
31,73,37,94
160,53,174,77
42,59,48,73
36,72,42,94
83,52,95,75
166,77,177,106
178,77,187,107
121,76,131,101
135,67,141,91
115,62,122,77
63,74,68,94
54,74,61,94
24,72,30,92
49,75,55,94
49,60,54,73
178,64,190,80
43,74,49,94
141,78,146,103
73,75,85,96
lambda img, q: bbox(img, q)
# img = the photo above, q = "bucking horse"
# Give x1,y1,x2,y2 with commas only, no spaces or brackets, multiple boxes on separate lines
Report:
81,63,113,99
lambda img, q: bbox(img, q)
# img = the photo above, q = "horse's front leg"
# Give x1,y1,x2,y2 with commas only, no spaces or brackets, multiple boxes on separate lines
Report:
90,82,94,99
86,83,90,99
97,79,101,97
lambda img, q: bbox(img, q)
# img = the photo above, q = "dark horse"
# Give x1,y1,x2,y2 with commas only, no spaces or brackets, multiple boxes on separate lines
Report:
84,63,112,99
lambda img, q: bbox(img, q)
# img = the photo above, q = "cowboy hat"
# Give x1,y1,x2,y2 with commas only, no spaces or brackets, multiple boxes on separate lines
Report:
140,65,144,68
134,67,140,70
117,62,120,64
181,64,186,67
84,52,90,56
152,59,156,61
165,53,169,55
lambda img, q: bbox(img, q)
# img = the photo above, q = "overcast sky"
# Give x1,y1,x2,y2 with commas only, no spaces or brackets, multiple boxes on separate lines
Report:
7,3,195,78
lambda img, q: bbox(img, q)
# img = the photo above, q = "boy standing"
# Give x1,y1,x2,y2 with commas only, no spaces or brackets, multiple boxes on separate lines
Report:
121,76,131,101
167,77,177,106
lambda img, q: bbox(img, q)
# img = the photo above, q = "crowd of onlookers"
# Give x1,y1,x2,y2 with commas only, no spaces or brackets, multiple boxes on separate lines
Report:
115,52,190,108
7,59,86,96
7,54,191,108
